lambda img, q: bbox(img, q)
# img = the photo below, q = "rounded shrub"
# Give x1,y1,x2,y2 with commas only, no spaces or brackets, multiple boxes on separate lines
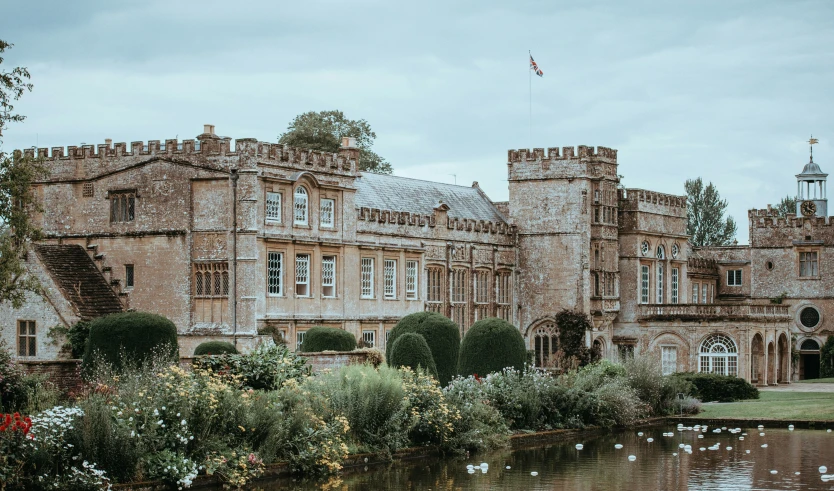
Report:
386,312,460,386
671,372,759,402
389,332,438,378
194,341,238,356
82,312,179,374
458,317,526,377
299,326,356,352
821,335,834,378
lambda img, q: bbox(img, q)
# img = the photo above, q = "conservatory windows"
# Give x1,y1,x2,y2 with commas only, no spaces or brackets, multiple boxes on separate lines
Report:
698,334,738,377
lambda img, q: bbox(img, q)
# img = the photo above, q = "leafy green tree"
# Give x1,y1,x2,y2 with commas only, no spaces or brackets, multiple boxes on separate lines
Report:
0,39,45,307
774,195,796,217
278,110,392,174
684,177,737,246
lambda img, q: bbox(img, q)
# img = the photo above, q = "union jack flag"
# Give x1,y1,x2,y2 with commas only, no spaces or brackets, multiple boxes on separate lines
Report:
530,54,543,77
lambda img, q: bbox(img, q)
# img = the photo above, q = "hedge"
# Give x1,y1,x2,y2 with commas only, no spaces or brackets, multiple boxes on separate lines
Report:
671,372,759,402
299,326,356,352
194,341,238,356
386,312,460,386
458,317,526,377
82,312,179,374
389,332,438,378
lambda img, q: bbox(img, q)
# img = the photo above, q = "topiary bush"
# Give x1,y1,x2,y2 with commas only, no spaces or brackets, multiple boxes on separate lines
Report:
386,312,460,386
821,336,834,378
82,312,179,375
299,326,356,352
194,341,238,356
457,317,526,377
671,372,759,402
389,333,438,378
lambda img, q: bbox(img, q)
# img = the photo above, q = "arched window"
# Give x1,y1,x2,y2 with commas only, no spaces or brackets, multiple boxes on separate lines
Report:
800,339,820,351
656,245,665,260
533,322,558,368
699,334,738,376
294,187,308,225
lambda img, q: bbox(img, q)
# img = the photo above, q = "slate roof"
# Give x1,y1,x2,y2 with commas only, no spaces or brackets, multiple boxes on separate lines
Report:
354,173,508,223
34,244,123,321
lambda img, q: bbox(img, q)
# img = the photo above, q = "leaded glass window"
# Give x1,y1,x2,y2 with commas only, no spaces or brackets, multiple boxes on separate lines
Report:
361,258,374,298
294,187,308,225
405,260,418,300
267,252,283,295
320,198,335,227
266,192,281,222
295,254,310,296
322,256,336,298
384,259,397,299
699,334,738,377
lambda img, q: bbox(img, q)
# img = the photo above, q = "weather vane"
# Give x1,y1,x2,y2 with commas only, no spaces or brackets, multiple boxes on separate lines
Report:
809,135,819,162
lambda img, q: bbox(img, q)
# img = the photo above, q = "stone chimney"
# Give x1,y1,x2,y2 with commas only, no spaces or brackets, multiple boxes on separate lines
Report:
105,138,112,147
197,124,220,141
338,136,360,167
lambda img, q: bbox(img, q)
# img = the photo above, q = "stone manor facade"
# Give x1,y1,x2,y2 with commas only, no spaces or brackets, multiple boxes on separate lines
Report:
3,125,830,383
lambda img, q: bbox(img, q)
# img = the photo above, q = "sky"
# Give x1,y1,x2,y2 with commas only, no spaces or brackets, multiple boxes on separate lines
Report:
2,0,833,243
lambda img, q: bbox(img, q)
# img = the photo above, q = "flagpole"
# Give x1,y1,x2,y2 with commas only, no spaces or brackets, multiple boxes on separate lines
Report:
529,50,532,149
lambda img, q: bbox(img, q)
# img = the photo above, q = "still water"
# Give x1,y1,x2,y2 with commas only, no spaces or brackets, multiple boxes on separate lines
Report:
256,425,834,490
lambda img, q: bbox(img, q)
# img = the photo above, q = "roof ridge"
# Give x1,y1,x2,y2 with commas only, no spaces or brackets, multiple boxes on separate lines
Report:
359,171,478,190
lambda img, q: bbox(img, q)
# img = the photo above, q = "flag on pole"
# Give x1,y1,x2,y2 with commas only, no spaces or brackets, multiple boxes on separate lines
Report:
530,53,543,77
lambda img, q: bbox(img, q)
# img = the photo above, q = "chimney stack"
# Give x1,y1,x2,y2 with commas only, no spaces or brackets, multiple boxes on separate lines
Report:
197,124,220,142
105,138,112,147
338,136,360,170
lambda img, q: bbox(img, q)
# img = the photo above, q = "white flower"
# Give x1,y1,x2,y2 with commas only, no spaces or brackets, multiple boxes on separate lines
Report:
181,420,186,426
157,420,164,425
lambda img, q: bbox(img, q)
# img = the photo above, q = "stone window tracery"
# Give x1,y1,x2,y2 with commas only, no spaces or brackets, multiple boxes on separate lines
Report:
193,262,230,324
699,334,738,377
426,266,444,313
799,306,821,329
450,269,468,330
533,322,558,368
641,241,650,256
496,271,512,320
474,270,490,321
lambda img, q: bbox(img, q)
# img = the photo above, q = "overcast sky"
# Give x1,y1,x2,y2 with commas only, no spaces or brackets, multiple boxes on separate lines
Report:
3,0,833,243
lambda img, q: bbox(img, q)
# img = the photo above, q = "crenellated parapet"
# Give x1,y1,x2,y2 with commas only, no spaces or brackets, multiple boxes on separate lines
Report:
619,188,687,209
357,207,515,235
748,208,833,228
507,145,618,163
507,145,618,182
18,136,357,182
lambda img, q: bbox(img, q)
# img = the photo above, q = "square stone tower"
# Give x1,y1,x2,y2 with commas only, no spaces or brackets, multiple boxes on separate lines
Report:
507,146,619,337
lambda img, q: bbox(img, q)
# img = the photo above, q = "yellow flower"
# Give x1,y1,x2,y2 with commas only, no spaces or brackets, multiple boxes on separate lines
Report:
238,425,246,432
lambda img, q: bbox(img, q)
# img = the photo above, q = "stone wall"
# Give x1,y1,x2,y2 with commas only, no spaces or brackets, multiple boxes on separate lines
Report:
301,350,381,373
19,360,83,394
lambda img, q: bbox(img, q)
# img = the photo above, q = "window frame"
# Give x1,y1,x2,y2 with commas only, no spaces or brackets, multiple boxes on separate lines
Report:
692,282,699,304
405,260,418,300
671,267,679,304
265,191,282,223
320,198,335,228
296,330,306,350
109,190,136,223
125,264,134,289
361,257,375,299
799,250,820,278
362,330,376,348
321,255,337,298
726,269,742,286
640,265,650,304
295,253,311,297
383,259,397,299
267,251,284,296
661,345,677,375
17,320,36,357
293,186,309,226
656,262,664,304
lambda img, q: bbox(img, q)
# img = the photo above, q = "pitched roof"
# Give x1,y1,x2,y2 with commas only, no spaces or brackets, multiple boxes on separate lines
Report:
34,244,123,321
354,173,507,223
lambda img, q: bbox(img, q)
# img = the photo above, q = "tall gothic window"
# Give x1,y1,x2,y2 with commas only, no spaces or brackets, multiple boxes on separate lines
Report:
533,322,558,368
294,187,308,225
450,269,468,330
426,266,444,313
474,270,490,321
496,271,511,321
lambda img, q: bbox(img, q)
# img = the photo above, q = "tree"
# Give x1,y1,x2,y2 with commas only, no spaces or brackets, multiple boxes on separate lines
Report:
278,110,392,174
0,40,45,307
774,195,796,217
684,177,737,246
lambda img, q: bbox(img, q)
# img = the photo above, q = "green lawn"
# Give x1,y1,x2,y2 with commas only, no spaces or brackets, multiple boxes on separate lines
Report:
696,391,834,420
797,377,834,384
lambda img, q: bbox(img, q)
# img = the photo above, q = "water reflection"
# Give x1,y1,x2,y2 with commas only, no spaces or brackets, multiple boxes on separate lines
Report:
253,426,834,490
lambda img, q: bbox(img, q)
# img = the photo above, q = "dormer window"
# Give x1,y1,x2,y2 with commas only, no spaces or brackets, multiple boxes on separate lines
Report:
294,187,308,225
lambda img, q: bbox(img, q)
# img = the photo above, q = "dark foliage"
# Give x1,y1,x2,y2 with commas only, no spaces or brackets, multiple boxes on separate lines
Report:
821,336,834,378
389,332,438,378
553,310,595,368
458,317,526,377
672,372,759,402
193,341,238,356
299,326,357,353
82,312,179,375
386,312,460,386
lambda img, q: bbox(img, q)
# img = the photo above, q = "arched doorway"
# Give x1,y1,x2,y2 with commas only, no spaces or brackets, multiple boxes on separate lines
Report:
799,339,821,380
777,334,789,383
593,337,605,360
767,342,776,384
750,333,764,384
699,334,738,376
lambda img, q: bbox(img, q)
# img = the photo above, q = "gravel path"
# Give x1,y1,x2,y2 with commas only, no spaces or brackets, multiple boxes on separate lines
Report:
759,383,834,392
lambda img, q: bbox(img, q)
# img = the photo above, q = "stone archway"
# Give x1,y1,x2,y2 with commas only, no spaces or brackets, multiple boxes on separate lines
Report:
799,339,821,380
593,337,606,359
751,333,765,385
767,341,776,385
777,333,789,383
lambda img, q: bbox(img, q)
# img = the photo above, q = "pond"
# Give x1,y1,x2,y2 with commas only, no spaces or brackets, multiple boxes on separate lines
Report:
253,424,834,490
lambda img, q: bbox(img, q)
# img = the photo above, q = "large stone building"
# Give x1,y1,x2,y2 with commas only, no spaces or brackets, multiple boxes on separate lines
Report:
2,125,829,383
